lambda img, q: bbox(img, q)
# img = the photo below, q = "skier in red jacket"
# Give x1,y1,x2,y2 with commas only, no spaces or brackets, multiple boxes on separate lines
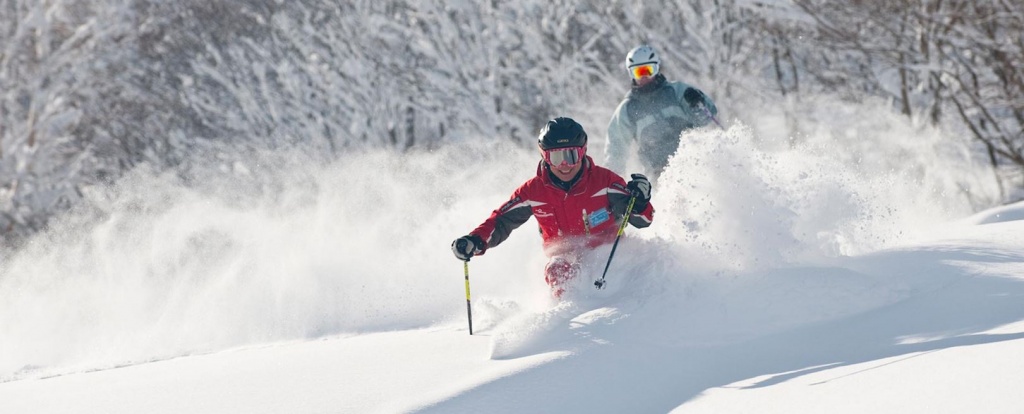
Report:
452,117,655,297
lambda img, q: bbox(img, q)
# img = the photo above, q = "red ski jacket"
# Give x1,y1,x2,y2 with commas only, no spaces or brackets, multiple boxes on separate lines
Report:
470,156,655,257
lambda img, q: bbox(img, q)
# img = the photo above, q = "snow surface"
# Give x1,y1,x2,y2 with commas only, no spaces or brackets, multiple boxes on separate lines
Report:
3,125,1024,413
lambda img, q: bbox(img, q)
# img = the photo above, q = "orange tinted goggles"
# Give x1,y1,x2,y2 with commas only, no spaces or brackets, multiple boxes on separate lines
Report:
630,63,659,79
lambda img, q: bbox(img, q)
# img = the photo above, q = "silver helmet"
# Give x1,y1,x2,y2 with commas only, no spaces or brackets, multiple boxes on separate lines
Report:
625,45,661,69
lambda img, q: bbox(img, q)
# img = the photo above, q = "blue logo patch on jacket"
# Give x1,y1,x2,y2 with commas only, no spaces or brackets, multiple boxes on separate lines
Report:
588,208,610,228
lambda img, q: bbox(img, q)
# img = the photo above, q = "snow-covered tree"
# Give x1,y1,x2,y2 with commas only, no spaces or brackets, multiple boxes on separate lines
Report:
1,0,1020,247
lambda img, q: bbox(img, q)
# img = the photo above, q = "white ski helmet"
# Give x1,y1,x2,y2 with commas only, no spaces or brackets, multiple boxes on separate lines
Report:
625,45,661,70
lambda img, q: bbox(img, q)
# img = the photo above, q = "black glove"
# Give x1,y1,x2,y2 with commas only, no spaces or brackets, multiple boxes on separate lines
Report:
626,173,652,213
451,234,485,262
683,87,705,108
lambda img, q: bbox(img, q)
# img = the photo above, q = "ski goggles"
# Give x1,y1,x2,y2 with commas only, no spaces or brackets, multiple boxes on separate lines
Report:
543,146,584,168
629,63,659,80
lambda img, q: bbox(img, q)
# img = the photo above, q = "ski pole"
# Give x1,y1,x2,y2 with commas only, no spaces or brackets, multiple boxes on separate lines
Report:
464,261,473,335
685,88,724,131
595,196,636,289
701,104,725,130
709,113,725,130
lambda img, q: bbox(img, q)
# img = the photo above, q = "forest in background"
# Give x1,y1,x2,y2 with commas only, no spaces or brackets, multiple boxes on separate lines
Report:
1,0,1021,246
